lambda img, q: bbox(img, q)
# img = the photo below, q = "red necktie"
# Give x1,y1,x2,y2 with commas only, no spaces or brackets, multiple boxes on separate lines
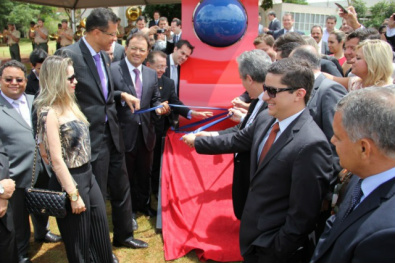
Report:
259,122,280,164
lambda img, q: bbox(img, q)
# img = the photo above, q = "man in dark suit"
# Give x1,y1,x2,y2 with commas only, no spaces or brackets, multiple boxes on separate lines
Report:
311,86,395,263
266,13,304,39
25,48,47,96
164,39,194,96
194,49,271,220
183,58,333,262
0,60,61,263
267,11,281,31
57,8,147,250
146,50,212,196
148,11,160,28
310,25,330,55
0,139,18,263
111,33,169,217
164,18,182,55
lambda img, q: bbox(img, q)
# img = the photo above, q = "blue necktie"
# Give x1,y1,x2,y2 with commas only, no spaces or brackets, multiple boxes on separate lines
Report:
341,179,363,222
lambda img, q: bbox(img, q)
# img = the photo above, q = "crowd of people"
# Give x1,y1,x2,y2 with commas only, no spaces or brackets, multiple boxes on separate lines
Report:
0,4,395,263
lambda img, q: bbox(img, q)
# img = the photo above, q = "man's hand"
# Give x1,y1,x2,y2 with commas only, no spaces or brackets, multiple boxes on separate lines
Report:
228,107,247,123
191,111,213,119
121,92,140,113
182,133,197,148
0,179,15,200
155,101,170,115
0,199,8,218
231,97,250,111
263,27,270,33
339,6,361,30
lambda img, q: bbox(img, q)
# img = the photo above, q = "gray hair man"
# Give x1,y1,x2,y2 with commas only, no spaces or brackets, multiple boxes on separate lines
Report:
311,86,395,263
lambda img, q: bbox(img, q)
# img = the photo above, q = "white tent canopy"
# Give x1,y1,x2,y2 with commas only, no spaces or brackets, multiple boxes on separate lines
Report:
15,0,180,9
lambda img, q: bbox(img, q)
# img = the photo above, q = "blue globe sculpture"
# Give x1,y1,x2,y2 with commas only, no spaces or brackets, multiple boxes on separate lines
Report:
193,0,248,47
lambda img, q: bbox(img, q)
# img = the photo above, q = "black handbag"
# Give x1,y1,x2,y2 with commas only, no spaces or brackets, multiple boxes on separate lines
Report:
25,111,67,218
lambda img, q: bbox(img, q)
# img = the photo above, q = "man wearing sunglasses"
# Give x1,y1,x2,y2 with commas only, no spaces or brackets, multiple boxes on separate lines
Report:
0,60,61,263
56,8,148,255
183,57,333,263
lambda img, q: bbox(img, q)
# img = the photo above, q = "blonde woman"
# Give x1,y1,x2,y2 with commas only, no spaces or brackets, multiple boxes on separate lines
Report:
34,56,113,263
324,39,394,91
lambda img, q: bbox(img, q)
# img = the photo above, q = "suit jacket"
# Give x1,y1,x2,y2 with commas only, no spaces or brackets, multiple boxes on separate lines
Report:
218,98,267,219
165,33,182,55
0,94,39,189
308,73,347,180
321,56,343,77
25,71,39,96
195,109,333,260
272,28,305,40
320,41,330,55
112,42,125,63
164,55,181,95
148,20,158,28
268,18,281,31
311,175,395,263
57,40,123,161
111,59,162,152
0,140,13,232
156,75,190,133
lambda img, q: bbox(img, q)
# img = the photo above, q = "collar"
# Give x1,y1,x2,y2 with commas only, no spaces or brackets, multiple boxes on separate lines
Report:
360,166,395,202
125,58,143,74
1,91,26,105
82,36,99,57
257,92,264,102
170,54,177,67
32,69,39,80
386,25,395,37
276,108,305,133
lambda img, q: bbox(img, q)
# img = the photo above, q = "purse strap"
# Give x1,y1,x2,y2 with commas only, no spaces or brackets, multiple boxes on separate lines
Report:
30,108,65,188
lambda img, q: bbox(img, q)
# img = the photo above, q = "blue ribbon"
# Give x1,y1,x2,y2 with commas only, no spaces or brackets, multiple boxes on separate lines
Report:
174,111,228,131
134,104,228,114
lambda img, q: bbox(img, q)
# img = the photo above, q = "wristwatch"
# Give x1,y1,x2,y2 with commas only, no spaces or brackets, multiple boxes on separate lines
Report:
68,189,79,202
0,183,4,195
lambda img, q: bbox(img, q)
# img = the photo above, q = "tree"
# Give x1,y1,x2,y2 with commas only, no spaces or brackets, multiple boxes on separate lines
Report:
143,4,181,22
366,0,395,28
260,0,307,10
351,0,367,19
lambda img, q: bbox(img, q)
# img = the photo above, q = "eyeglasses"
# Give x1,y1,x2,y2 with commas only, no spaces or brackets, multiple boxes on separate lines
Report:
3,77,24,83
155,65,168,70
67,74,76,83
263,84,299,98
129,46,147,53
99,29,117,37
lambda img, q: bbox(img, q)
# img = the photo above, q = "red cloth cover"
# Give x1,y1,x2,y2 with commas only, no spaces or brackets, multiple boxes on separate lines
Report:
162,131,243,262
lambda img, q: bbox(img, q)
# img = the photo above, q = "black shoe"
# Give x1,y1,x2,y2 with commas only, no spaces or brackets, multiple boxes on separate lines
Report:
35,231,62,243
112,253,119,263
113,237,148,249
18,256,32,263
141,206,157,217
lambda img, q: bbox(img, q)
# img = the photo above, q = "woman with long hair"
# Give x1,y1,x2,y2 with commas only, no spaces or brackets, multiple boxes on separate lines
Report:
324,39,393,91
328,31,347,66
34,56,113,263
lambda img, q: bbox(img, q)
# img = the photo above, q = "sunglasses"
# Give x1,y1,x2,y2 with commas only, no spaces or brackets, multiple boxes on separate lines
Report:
3,77,24,83
67,74,76,83
263,84,299,98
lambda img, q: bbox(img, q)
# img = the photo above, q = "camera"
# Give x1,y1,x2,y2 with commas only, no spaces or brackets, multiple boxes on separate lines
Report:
157,29,165,34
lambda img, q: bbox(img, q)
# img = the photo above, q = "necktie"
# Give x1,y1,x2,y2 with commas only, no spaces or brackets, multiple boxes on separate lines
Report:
133,68,142,99
13,100,31,127
258,122,280,164
341,179,363,222
93,53,108,101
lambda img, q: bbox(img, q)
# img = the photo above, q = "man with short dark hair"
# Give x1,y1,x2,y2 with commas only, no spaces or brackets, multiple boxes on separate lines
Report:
58,19,73,48
0,60,61,263
266,13,305,39
149,11,161,28
164,39,194,95
267,11,281,31
128,16,146,37
111,33,170,218
183,58,333,262
57,8,147,252
322,15,337,43
30,18,48,52
26,48,47,96
311,25,329,55
3,23,21,62
311,86,395,263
